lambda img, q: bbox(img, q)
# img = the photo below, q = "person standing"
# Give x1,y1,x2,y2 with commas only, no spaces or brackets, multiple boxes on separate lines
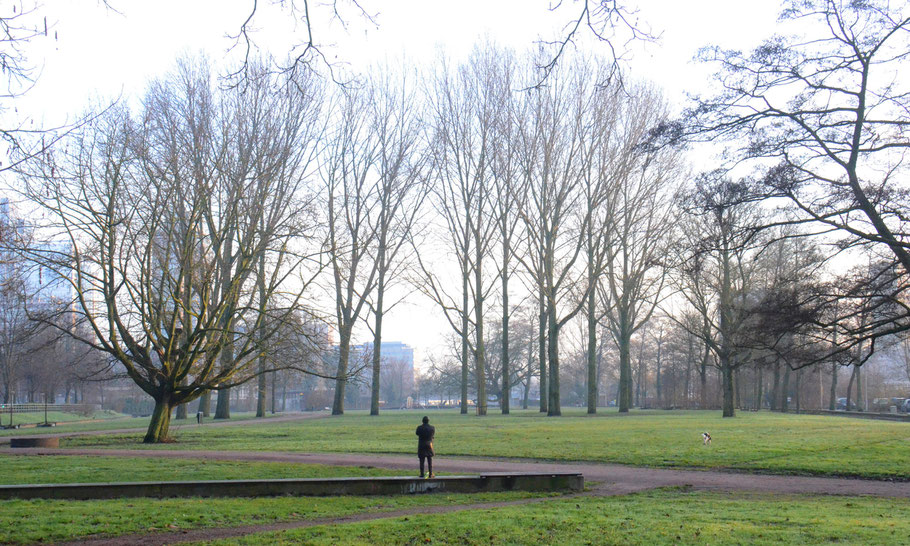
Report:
415,415,435,478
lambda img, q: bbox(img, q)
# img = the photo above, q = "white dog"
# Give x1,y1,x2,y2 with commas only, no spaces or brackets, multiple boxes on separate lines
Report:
702,432,712,445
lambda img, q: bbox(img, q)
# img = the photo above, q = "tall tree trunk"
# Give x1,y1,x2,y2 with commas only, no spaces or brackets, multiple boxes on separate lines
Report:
473,253,487,417
634,349,642,407
200,391,211,417
501,236,510,415
756,368,763,411
795,368,802,413
538,287,548,413
733,368,741,410
332,325,352,415
256,249,267,419
699,323,709,410
721,363,735,418
371,240,388,416
176,400,187,420
370,288,385,416
684,350,692,408
855,365,863,411
546,303,561,416
781,366,791,412
256,366,267,417
215,386,231,419
461,272,469,415
828,363,838,411
618,334,633,412
586,284,597,414
771,362,781,411
845,365,856,411
655,355,662,409
270,371,277,414
144,392,173,444
522,375,530,409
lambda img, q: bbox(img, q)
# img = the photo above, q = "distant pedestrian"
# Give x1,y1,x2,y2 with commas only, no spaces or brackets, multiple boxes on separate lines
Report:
196,411,203,425
416,415,435,478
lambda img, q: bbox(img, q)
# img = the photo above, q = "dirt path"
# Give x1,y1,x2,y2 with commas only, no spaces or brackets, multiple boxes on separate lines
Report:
7,448,908,545
0,412,329,445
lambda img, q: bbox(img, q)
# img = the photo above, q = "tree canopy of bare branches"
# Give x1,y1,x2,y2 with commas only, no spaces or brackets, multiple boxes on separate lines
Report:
14,59,325,442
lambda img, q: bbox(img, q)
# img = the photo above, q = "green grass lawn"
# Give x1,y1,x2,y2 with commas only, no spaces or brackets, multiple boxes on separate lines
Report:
0,491,544,544
0,410,286,438
198,489,910,546
0,409,129,427
63,409,910,479
0,455,412,485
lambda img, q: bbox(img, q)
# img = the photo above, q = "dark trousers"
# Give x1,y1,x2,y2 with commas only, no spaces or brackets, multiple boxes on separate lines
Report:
419,454,433,477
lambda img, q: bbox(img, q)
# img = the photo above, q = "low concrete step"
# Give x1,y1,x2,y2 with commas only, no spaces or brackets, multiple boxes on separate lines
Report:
0,472,583,500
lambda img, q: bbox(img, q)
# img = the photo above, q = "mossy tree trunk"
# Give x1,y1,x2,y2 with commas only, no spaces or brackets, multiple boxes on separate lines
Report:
144,393,173,444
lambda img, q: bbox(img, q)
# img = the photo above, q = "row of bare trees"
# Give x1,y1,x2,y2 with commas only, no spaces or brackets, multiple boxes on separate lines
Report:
3,1,908,441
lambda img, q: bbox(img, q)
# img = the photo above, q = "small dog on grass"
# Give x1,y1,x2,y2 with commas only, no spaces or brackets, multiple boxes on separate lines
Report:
702,432,712,445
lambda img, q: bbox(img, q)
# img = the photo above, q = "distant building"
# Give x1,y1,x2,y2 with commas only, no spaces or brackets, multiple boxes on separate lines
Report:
360,341,414,369
330,341,415,409
0,198,74,308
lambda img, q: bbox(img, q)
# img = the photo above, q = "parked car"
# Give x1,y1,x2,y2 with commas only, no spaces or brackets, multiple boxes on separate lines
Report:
836,397,857,411
902,399,910,413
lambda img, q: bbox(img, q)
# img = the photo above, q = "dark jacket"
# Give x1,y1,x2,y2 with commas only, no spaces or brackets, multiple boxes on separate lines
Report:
416,423,435,457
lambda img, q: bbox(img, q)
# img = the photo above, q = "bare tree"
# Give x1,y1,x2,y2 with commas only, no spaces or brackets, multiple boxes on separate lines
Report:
488,49,523,415
226,0,376,86
601,85,681,413
0,2,70,174
419,46,504,416
322,84,383,416
676,176,766,417
512,57,603,416
534,1,653,87
15,59,324,442
691,0,910,343
364,68,427,416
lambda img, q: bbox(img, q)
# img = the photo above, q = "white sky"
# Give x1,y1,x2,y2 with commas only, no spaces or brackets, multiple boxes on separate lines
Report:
6,0,786,369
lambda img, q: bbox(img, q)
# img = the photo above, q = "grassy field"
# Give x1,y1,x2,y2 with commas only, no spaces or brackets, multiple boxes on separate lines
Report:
0,455,413,485
0,491,545,544
0,410,285,438
4,410,910,544
0,409,128,427
197,489,910,545
62,409,910,479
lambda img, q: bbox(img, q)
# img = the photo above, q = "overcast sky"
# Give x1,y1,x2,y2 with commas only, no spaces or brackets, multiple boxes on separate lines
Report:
17,1,782,125
7,0,786,367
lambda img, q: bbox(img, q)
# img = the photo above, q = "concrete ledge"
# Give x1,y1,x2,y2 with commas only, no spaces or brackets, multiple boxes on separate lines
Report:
10,437,60,448
0,473,583,500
